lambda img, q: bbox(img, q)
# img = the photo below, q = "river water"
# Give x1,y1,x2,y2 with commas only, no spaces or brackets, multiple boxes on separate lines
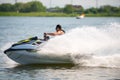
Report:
0,17,120,80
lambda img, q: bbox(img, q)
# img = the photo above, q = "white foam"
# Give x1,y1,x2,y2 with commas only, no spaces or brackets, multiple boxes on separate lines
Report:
39,23,120,68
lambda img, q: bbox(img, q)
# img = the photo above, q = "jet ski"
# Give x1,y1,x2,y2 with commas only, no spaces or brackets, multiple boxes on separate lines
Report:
4,36,73,64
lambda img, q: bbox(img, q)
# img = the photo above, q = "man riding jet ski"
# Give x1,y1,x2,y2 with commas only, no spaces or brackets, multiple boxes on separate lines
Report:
4,25,73,64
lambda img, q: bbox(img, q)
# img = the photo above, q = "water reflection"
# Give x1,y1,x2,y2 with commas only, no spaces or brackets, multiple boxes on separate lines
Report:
3,64,75,80
13,64,75,70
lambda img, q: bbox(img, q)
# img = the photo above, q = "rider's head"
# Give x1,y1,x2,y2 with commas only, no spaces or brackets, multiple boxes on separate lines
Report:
56,24,62,31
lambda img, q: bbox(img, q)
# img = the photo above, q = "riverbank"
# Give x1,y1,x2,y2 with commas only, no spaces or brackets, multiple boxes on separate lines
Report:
0,12,120,17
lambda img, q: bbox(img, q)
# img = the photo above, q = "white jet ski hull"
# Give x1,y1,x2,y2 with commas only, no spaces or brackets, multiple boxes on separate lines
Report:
5,49,73,64
4,36,73,64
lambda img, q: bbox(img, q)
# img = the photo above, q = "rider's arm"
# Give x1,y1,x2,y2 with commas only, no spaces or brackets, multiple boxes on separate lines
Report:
46,33,56,36
46,31,64,36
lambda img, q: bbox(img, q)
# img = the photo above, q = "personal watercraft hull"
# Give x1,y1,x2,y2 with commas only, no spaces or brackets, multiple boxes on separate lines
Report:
4,37,73,64
4,48,73,64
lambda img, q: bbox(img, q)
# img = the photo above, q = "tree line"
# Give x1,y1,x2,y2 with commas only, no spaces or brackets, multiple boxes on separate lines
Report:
0,1,46,12
0,1,120,15
84,5,120,15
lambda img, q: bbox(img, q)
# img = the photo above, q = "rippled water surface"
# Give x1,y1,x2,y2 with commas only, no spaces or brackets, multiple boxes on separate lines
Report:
0,17,120,80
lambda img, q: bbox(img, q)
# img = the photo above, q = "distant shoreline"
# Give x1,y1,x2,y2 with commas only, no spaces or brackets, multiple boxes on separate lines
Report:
0,12,120,17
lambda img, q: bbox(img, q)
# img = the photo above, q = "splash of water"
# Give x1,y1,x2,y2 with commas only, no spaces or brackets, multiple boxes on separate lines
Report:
40,23,120,68
1,23,120,68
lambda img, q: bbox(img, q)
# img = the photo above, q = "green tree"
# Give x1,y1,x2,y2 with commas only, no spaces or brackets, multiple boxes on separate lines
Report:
0,3,14,12
111,7,120,13
85,7,98,14
63,5,74,14
99,5,111,13
14,2,24,13
21,1,46,12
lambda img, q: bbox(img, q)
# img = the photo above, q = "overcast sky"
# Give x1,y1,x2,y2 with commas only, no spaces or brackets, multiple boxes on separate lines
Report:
0,0,120,8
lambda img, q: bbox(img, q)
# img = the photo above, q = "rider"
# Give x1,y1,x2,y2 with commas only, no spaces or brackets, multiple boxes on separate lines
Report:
44,24,65,40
